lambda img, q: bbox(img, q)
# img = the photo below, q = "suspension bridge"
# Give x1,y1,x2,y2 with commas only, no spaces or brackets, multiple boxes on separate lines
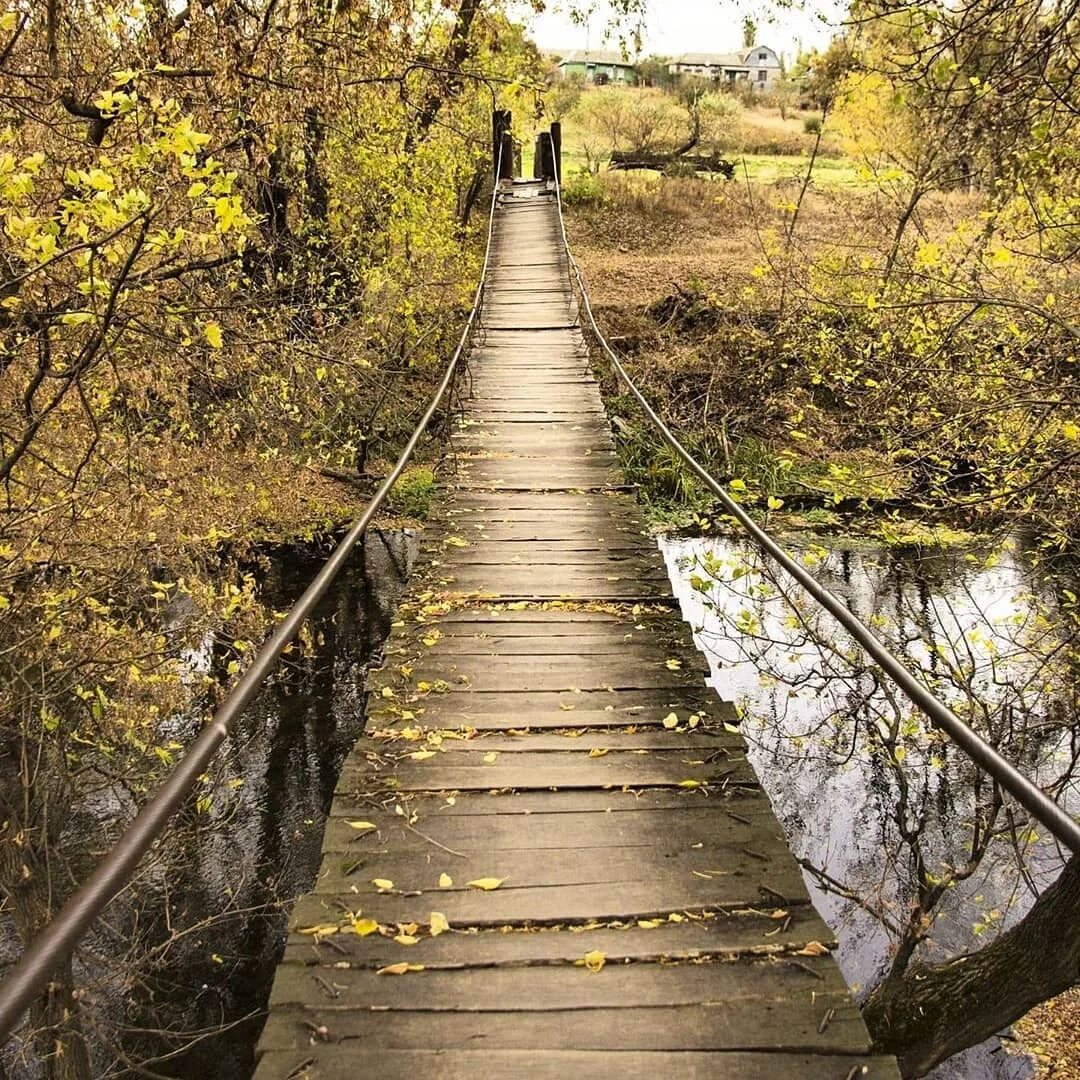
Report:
250,175,898,1077
1,119,1076,1079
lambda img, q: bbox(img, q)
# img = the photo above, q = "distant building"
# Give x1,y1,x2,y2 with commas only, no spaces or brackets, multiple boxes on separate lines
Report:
668,46,782,90
556,50,637,84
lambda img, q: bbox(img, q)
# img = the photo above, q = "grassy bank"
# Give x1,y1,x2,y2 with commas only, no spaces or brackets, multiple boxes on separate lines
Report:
563,169,1078,547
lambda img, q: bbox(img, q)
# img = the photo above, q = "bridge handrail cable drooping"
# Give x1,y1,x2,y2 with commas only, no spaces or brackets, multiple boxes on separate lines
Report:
551,164,1080,858
0,143,506,1043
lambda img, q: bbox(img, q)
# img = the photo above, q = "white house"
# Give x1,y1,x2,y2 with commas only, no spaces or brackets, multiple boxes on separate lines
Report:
668,46,782,90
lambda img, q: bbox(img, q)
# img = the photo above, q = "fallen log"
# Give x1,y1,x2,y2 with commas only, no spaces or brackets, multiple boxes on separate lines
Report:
608,151,735,178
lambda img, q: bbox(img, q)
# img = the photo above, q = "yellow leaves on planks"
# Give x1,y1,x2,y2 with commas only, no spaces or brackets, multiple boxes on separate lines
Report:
377,963,425,976
576,950,606,973
467,877,504,891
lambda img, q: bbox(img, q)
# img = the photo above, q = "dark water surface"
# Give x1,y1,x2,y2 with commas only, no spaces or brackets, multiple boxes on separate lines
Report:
149,531,416,1078
663,533,1079,1080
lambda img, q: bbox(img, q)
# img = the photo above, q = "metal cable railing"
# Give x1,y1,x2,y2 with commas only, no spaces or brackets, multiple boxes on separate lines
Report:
550,166,1080,857
0,145,506,1041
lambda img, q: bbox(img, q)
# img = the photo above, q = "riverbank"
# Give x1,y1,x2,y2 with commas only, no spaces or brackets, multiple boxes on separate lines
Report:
564,170,1079,548
1015,988,1080,1079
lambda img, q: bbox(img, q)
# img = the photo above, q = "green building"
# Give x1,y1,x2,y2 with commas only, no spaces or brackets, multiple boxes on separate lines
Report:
556,50,637,84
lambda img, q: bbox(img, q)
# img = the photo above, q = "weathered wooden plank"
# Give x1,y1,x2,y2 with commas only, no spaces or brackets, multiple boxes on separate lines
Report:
289,872,809,927
337,752,756,792
328,787,777,820
369,660,704,693
280,906,833,968
319,812,787,861
268,956,850,1010
309,844,798,901
254,1048,901,1080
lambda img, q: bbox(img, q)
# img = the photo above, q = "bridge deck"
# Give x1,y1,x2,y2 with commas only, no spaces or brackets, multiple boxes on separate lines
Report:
255,181,899,1079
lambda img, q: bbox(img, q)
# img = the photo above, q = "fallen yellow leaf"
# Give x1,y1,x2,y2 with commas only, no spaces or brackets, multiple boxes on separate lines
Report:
372,878,394,891
409,750,437,760
298,924,338,936
581,949,606,972
376,962,425,975
430,912,450,937
352,918,379,936
483,751,498,763
665,658,682,671
662,713,679,729
467,877,504,891
796,941,830,957
438,873,454,888
394,934,419,945
346,821,377,831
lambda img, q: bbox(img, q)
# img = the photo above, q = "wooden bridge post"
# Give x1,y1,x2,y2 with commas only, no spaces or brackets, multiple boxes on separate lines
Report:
532,135,543,178
537,131,555,181
492,110,512,180
550,122,562,184
501,131,515,180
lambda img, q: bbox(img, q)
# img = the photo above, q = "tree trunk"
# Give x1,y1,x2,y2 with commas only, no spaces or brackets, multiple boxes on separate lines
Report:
31,955,92,1080
409,0,481,147
862,854,1080,1077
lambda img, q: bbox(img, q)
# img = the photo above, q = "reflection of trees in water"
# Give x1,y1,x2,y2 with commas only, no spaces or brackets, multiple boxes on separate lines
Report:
665,535,1077,1077
33,531,415,1079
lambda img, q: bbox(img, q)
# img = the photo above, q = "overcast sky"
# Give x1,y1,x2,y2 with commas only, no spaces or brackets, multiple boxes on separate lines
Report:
509,0,842,64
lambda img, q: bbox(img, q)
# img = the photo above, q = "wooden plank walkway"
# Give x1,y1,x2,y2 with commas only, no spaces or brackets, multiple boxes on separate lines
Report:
254,181,899,1079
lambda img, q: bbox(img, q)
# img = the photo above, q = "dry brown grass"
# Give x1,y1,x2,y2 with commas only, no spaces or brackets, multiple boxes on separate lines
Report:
566,170,989,312
724,106,843,157
1015,987,1080,1079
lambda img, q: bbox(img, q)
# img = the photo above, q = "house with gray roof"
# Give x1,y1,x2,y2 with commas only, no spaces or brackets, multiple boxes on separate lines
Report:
668,46,782,90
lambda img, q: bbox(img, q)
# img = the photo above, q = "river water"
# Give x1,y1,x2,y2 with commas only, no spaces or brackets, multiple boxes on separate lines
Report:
661,532,1079,1080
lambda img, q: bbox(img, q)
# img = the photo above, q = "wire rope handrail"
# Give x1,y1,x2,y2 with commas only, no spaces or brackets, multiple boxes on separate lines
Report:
549,167,1080,858
0,145,507,1042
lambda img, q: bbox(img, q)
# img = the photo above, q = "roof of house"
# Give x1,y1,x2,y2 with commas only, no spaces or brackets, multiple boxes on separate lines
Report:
671,48,780,68
557,49,637,67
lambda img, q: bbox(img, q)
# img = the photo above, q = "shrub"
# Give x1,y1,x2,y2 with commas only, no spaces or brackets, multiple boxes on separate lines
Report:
804,116,823,135
562,167,608,206
392,465,437,517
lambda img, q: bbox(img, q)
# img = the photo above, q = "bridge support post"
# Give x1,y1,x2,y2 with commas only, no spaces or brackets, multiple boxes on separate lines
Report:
501,132,515,180
492,110,512,180
537,131,555,181
550,122,562,184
